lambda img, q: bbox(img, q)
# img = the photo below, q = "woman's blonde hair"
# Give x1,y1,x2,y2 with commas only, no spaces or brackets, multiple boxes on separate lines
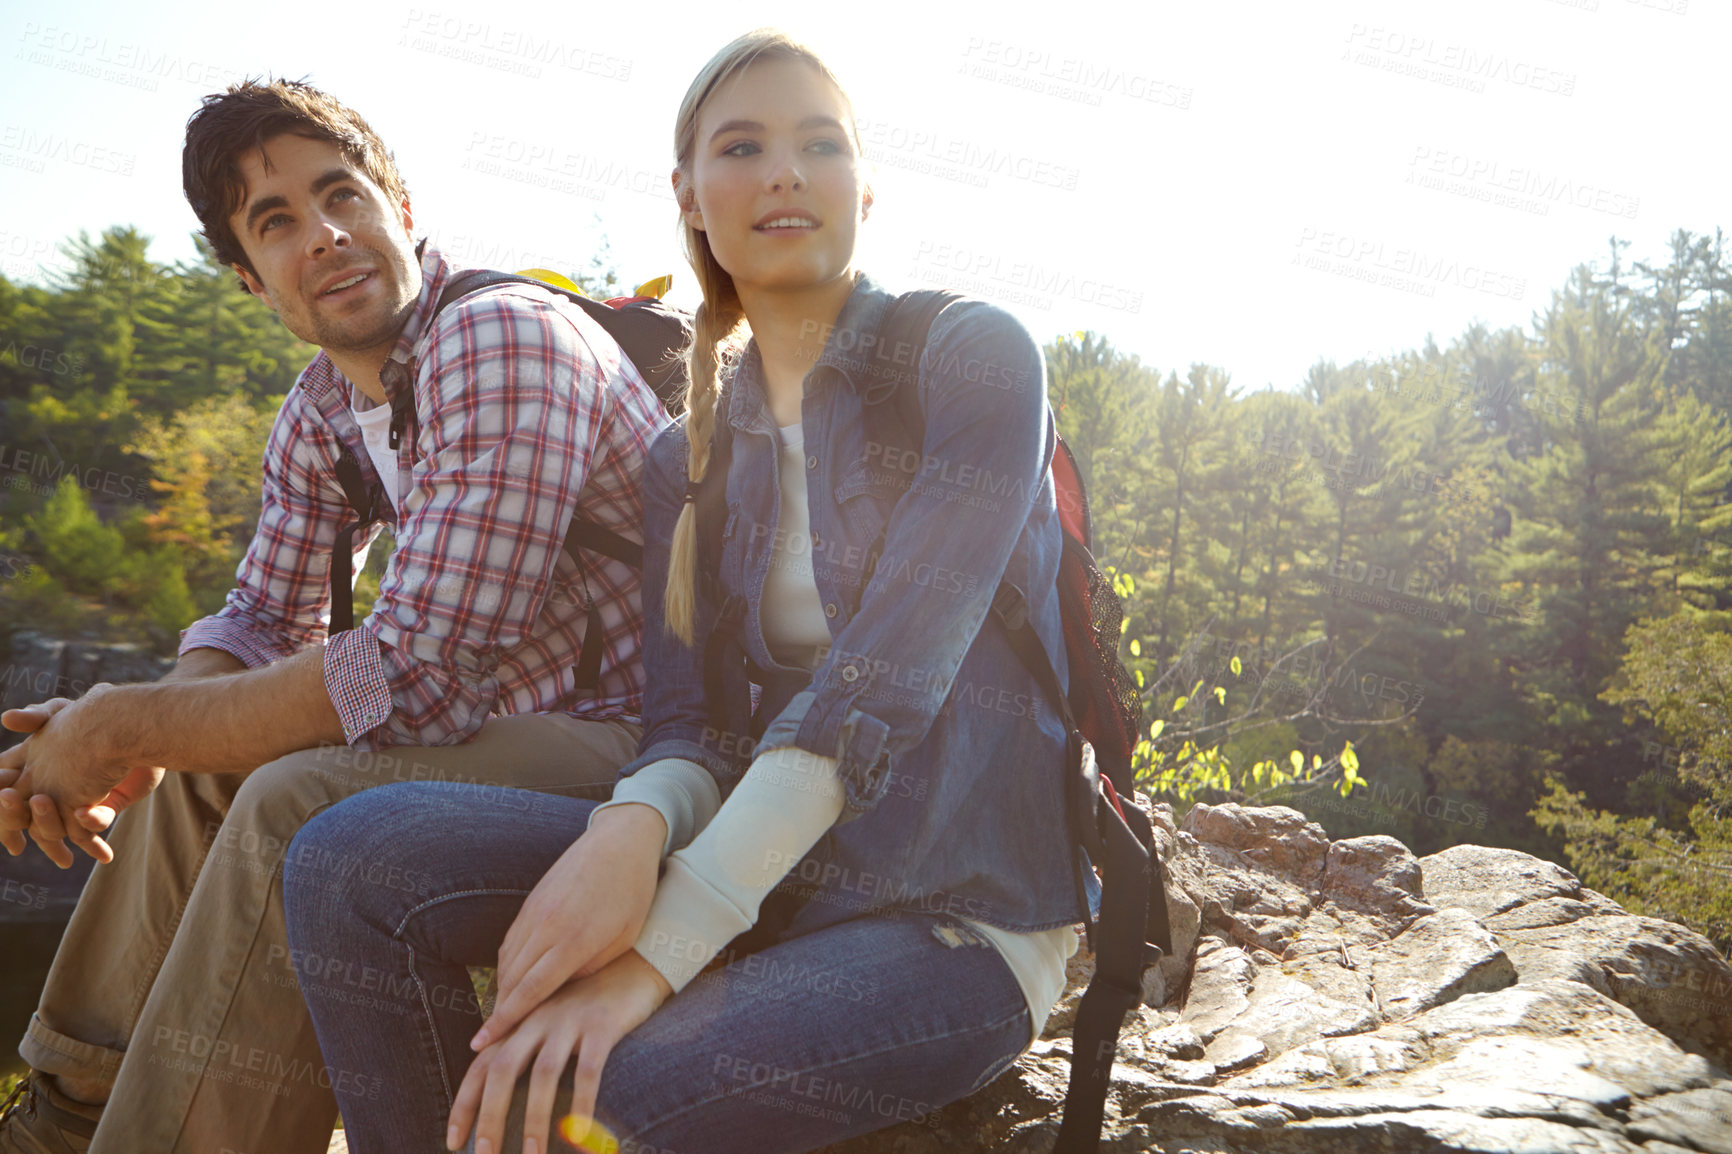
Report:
664,29,864,643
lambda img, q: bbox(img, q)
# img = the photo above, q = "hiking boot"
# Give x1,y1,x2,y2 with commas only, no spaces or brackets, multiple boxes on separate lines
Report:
0,1073,100,1153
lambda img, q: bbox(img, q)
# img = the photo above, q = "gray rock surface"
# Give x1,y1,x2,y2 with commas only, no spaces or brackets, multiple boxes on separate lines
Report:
817,801,1732,1154
0,630,172,719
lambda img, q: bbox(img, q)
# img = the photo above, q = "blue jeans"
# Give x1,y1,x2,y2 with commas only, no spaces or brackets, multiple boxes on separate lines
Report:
282,781,1032,1154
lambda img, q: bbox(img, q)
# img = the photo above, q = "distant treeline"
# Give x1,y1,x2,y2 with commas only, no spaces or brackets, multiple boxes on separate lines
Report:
1,225,1727,954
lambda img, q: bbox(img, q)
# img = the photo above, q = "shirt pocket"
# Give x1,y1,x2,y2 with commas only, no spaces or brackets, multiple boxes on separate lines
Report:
834,455,909,543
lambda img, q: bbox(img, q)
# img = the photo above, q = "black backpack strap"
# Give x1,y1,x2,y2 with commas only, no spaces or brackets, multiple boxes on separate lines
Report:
695,415,741,738
994,576,1173,1154
1053,783,1159,1154
428,269,681,690
328,446,378,634
564,518,643,570
437,270,692,411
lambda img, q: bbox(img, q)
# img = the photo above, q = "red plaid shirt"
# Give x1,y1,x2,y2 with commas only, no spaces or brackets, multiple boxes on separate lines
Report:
180,244,669,749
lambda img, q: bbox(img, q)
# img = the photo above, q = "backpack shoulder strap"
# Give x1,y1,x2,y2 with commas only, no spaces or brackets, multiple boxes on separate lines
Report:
328,445,379,635
860,289,965,452
403,269,662,689
439,270,691,413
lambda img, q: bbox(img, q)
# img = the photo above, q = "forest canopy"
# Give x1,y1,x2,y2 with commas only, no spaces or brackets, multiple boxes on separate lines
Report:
2,224,1729,954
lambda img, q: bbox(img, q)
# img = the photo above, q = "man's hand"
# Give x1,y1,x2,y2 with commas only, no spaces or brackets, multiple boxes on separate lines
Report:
470,804,667,1054
1,696,75,861
0,686,163,867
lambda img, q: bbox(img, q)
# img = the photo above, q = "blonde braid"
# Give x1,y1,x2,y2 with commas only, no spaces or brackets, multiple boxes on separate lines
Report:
664,282,743,643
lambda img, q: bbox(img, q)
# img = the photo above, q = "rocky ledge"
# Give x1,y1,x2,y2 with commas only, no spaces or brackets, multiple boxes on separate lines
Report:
820,801,1732,1154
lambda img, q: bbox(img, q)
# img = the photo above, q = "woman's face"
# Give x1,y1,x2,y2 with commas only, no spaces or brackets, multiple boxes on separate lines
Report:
681,55,871,296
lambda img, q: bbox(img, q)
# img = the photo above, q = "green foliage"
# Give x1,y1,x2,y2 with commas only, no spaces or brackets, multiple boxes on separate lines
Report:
23,478,129,592
0,229,302,651
127,392,280,603
1532,777,1732,957
5,221,1732,956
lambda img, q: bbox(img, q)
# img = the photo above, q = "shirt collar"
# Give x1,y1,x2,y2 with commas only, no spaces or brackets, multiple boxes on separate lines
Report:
377,240,455,407
723,272,895,430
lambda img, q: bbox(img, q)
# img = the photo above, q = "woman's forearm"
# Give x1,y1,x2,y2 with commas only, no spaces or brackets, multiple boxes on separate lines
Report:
632,745,843,990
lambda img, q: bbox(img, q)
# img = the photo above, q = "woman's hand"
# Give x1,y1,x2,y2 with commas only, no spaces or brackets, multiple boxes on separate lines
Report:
474,804,668,1052
448,949,674,1154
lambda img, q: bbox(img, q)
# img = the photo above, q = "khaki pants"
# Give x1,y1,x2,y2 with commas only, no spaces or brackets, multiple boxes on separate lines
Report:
18,712,640,1154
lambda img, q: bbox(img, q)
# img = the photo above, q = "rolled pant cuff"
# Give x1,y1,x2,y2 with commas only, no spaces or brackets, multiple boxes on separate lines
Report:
20,1013,125,1084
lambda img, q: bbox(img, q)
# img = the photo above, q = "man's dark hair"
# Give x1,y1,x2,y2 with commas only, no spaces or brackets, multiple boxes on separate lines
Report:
183,78,409,283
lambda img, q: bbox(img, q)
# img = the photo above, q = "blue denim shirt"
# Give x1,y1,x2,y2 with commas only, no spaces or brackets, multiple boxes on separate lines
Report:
619,273,1087,935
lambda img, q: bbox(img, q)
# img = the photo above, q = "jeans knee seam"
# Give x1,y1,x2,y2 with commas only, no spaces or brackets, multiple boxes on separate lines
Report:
389,887,531,940
405,943,457,1108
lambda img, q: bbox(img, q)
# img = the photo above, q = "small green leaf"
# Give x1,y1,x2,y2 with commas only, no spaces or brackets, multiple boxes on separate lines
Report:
1129,638,1141,657
1173,695,1189,711
1151,719,1165,739
1213,686,1226,704
1289,750,1303,773
1230,655,1242,676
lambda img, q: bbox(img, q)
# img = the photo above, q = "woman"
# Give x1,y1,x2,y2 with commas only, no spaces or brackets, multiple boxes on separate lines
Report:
283,29,1086,1154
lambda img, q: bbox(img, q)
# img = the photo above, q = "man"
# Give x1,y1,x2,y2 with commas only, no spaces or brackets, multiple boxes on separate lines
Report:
0,80,671,1153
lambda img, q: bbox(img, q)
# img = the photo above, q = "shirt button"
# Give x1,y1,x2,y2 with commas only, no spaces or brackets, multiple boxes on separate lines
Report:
806,454,818,470
841,664,859,682
811,532,821,548
824,603,838,619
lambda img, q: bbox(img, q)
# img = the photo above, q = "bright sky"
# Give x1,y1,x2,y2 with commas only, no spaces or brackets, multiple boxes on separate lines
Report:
0,0,1718,393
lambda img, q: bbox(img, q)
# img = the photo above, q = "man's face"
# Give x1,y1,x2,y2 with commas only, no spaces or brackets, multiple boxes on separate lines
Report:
228,133,420,357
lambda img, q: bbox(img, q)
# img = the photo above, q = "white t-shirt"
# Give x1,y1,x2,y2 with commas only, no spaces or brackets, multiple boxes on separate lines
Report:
349,385,400,516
